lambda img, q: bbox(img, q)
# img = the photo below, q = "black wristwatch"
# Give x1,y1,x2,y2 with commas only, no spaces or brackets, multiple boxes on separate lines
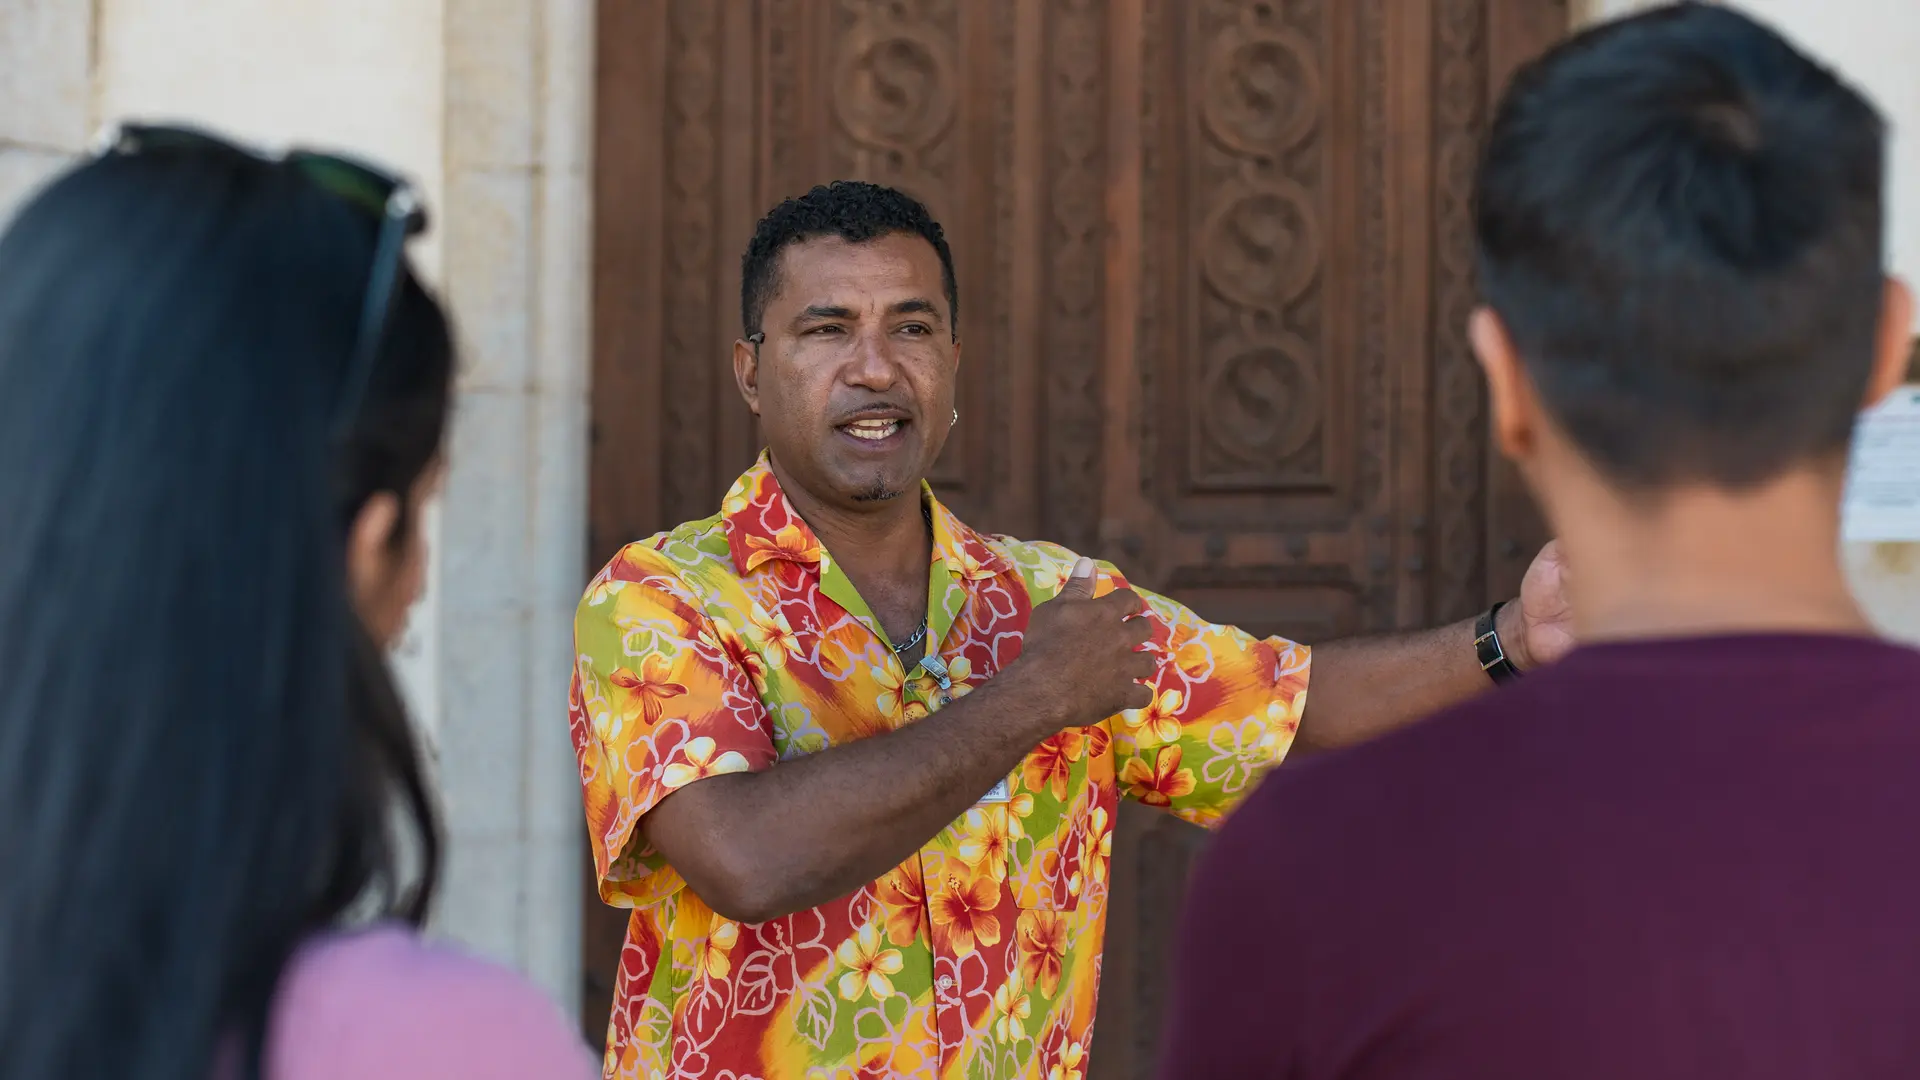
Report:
1474,600,1523,685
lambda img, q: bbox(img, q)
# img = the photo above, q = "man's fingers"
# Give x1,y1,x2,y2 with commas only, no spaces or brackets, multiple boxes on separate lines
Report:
1054,556,1098,600
1125,653,1158,684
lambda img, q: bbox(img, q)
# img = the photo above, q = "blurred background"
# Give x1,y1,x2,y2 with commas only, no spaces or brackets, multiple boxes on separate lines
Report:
3,0,1916,1073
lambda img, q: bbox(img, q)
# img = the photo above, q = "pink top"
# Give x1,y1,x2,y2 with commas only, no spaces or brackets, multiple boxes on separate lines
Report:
263,925,598,1080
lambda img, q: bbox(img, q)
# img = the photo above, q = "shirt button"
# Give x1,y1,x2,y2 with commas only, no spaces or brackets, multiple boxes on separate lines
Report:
936,975,954,991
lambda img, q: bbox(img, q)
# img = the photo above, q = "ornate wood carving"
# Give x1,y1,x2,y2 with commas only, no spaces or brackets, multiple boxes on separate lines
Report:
1431,0,1491,623
828,0,958,193
1188,0,1327,489
1040,0,1108,554
1357,0,1396,631
661,0,722,528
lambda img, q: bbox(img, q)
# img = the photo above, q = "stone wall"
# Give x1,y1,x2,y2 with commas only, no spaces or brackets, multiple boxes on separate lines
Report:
0,0,590,1012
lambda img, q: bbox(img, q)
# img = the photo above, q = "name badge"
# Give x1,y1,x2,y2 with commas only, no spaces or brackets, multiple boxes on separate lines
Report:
980,776,1011,803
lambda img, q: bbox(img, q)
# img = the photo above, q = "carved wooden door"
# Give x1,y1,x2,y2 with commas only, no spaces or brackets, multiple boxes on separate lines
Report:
588,0,1566,1072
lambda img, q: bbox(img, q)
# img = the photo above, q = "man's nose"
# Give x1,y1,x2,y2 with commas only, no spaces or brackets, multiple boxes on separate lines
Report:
843,326,900,390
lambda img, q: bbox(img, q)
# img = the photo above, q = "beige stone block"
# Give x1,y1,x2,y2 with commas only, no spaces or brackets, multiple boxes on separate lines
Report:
516,809,583,1008
438,387,532,614
445,0,538,170
437,605,532,835
0,146,75,225
534,163,593,396
0,0,92,150
538,0,595,174
443,167,535,392
432,829,528,969
527,386,589,603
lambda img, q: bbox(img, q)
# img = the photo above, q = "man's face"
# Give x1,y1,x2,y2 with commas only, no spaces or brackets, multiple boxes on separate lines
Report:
734,232,958,512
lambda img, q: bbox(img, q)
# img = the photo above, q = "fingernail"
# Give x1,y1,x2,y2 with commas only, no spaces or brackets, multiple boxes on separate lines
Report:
1071,557,1094,579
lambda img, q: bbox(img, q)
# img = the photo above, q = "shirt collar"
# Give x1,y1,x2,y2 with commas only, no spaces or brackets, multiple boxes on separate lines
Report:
721,451,1012,581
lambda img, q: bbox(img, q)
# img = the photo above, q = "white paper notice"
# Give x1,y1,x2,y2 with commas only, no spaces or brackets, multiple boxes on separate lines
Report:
1843,387,1920,541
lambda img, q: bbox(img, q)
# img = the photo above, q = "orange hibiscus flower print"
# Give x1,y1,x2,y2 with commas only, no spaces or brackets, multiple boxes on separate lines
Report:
1006,791,1036,842
698,919,739,981
608,654,687,726
1126,688,1185,745
745,605,805,667
876,863,928,947
1017,909,1069,997
1265,693,1304,738
929,870,1003,955
1169,625,1213,678
1022,730,1085,800
710,617,768,690
992,971,1033,1042
741,523,819,572
956,807,1011,882
1078,804,1113,885
661,736,751,789
1030,555,1075,594
873,664,908,719
1119,744,1197,807
1047,1039,1086,1080
834,922,904,1002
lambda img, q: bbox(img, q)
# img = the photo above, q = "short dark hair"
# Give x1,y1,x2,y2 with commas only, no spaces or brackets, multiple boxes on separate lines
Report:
740,180,959,339
1475,2,1886,489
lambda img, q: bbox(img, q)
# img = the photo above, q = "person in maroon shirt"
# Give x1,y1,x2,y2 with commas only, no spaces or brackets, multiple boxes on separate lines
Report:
1162,4,1920,1078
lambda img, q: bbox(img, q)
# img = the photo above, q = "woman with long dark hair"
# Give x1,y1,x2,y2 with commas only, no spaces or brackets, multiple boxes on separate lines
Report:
0,128,593,1079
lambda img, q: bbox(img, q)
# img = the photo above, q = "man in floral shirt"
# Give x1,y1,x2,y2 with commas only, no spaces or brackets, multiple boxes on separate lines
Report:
569,181,1572,1079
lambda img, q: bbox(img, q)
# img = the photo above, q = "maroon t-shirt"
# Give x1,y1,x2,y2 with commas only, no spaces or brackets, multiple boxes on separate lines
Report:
1162,635,1920,1080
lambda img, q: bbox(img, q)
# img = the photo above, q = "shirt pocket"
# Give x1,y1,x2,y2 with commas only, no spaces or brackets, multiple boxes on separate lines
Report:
1008,730,1103,911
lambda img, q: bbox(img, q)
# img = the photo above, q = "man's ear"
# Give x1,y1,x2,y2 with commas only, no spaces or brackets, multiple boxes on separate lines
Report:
732,337,762,416
1470,305,1538,464
1863,276,1915,411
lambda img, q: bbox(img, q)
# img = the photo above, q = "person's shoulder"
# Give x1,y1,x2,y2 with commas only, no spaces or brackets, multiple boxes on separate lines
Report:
579,513,735,617
268,925,597,1080
978,531,1074,571
976,532,1140,598
600,513,730,582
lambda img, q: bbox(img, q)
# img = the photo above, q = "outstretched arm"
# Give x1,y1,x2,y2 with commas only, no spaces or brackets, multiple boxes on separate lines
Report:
1294,541,1571,753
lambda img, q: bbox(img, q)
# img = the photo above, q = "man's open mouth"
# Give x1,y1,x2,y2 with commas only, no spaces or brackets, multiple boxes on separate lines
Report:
839,417,908,443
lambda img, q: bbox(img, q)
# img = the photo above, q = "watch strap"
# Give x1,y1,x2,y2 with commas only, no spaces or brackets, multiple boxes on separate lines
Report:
1474,600,1522,684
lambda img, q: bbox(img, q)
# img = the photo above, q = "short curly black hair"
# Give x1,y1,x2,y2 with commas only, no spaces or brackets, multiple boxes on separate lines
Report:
739,180,958,339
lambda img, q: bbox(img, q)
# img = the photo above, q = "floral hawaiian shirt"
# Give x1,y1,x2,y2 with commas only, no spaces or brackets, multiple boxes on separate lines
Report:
568,454,1310,1079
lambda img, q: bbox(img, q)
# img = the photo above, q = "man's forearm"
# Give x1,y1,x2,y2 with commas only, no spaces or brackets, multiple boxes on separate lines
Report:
1294,602,1516,753
640,668,1068,923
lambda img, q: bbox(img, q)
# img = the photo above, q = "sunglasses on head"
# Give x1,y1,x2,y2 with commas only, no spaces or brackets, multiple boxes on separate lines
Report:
93,123,431,438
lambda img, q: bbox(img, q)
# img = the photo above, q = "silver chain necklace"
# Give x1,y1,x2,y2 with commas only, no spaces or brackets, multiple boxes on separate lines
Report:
889,624,928,653
887,503,935,655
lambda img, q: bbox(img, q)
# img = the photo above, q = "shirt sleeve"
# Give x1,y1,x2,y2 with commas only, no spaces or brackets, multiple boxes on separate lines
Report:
569,544,778,909
1104,569,1311,827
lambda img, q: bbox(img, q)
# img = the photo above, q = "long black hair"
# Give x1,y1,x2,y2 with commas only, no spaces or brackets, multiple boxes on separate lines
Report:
0,140,452,1078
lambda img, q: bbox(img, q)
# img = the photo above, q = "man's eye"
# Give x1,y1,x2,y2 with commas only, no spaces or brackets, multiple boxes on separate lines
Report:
806,325,844,336
899,324,930,336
